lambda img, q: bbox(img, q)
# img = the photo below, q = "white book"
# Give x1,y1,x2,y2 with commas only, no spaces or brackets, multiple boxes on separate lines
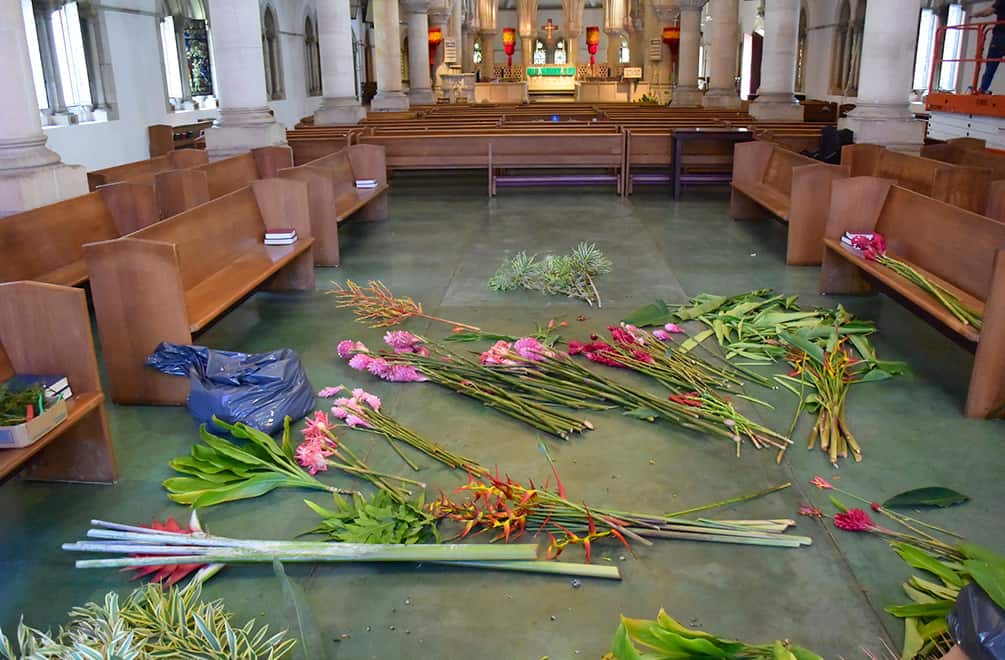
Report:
355,179,378,189
265,230,298,240
264,238,297,246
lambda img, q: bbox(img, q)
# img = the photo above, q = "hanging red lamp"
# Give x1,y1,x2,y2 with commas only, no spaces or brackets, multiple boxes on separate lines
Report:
502,27,516,67
428,26,444,65
586,26,600,73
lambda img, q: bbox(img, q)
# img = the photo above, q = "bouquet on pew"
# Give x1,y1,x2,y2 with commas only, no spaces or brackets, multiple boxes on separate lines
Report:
847,233,983,330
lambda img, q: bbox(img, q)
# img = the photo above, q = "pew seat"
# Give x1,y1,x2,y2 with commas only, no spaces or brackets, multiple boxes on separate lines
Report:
820,177,1005,418
84,178,315,405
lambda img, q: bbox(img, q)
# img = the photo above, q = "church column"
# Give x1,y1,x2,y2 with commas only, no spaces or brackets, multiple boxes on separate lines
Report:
750,0,802,120
517,0,538,70
372,0,410,110
604,0,624,72
480,30,497,79
429,0,451,94
0,0,87,216
839,0,926,150
629,16,645,68
562,0,584,68
672,0,705,106
315,0,366,125
449,0,463,66
702,0,740,109
203,0,285,158
404,0,436,105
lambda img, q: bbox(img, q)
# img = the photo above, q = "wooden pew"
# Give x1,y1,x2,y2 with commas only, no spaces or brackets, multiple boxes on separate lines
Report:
87,149,208,190
842,144,992,215
153,145,293,217
148,120,214,157
277,144,389,266
0,281,117,483
84,179,315,406
820,177,1005,418
488,133,625,195
0,184,160,285
730,141,847,265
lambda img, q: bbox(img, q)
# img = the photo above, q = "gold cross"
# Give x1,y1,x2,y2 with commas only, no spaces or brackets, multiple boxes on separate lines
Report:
541,18,558,43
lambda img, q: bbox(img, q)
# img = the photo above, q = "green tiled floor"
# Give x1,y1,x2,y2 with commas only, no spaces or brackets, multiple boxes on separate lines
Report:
1,175,1001,658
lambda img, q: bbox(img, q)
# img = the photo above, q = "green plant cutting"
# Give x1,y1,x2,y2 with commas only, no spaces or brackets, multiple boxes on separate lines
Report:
489,242,613,307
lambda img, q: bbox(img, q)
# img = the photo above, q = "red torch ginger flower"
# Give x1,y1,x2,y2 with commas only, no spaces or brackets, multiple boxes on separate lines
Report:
834,508,878,532
810,476,833,490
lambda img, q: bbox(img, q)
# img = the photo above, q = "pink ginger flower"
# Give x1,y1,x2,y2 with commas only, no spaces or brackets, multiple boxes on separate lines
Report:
664,323,684,334
351,388,382,410
386,364,428,382
331,406,349,420
348,354,373,371
318,385,345,398
652,329,672,341
514,337,549,362
345,414,371,429
480,340,518,366
302,411,333,439
834,509,878,532
366,357,392,378
337,340,368,359
295,438,332,475
384,330,423,351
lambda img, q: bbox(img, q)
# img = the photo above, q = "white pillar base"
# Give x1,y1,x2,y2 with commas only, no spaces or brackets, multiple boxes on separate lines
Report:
702,88,741,109
750,93,803,121
408,87,437,105
671,86,704,107
204,122,287,160
371,91,411,112
839,115,926,152
314,98,366,125
0,162,88,217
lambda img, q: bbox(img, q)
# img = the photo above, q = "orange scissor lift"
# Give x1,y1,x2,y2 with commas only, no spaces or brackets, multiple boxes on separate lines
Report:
926,19,1005,117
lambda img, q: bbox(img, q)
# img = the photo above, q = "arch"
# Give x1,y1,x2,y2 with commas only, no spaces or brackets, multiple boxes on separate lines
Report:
262,4,285,100
159,0,213,106
305,13,322,96
830,0,855,94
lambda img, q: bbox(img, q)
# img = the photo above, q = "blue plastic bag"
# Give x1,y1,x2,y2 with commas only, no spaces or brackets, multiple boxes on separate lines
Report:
145,343,315,434
949,583,1005,660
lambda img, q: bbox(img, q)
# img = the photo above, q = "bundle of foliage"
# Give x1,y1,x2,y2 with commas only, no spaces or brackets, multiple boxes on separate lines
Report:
488,242,613,307
304,490,439,545
0,580,295,659
606,608,821,660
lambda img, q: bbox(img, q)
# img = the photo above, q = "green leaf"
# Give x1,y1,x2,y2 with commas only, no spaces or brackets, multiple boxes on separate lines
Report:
900,618,925,660
883,487,970,509
672,295,727,321
884,601,954,618
892,543,966,588
191,474,306,508
274,559,328,660
623,407,659,422
610,623,645,660
829,495,849,513
963,559,1005,611
678,329,715,353
622,300,674,328
444,332,518,343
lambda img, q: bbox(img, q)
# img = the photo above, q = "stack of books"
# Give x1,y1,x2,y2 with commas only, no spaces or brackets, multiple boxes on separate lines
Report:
355,179,378,189
265,228,298,246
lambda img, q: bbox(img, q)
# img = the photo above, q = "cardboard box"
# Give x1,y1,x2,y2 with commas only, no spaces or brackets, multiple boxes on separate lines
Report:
0,398,68,449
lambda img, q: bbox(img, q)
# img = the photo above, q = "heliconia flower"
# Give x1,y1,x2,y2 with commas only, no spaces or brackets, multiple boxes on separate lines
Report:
295,438,332,475
799,504,824,518
809,476,833,490
318,385,345,398
345,414,371,429
834,508,878,532
347,354,373,371
652,329,672,341
337,340,368,359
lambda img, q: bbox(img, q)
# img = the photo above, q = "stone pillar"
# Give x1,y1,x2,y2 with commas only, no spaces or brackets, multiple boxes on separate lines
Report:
604,0,624,71
429,0,451,94
517,0,538,70
203,0,285,158
449,0,463,65
315,0,366,124
672,0,705,106
629,17,645,69
372,0,410,110
0,0,86,216
562,0,584,67
839,0,926,150
462,28,476,72
606,31,621,70
480,31,497,79
404,0,436,105
750,0,801,120
702,0,740,109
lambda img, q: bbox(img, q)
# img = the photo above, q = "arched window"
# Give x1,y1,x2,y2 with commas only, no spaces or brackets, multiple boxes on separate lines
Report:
795,5,807,92
830,0,863,95
473,40,483,64
554,40,567,65
21,0,114,122
160,0,213,109
262,6,284,100
533,39,546,64
619,36,630,64
305,15,322,97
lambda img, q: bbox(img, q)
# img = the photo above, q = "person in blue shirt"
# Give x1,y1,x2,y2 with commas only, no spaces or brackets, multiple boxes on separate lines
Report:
976,0,1005,92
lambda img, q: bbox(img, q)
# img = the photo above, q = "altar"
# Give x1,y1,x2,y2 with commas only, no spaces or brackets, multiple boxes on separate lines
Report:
474,81,529,104
526,66,577,94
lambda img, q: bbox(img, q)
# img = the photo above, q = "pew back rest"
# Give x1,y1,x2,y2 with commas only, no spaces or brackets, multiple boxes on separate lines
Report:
0,192,120,282
194,146,293,199
760,148,817,195
876,186,1005,301
87,149,208,189
490,133,624,166
129,188,266,291
308,149,359,205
